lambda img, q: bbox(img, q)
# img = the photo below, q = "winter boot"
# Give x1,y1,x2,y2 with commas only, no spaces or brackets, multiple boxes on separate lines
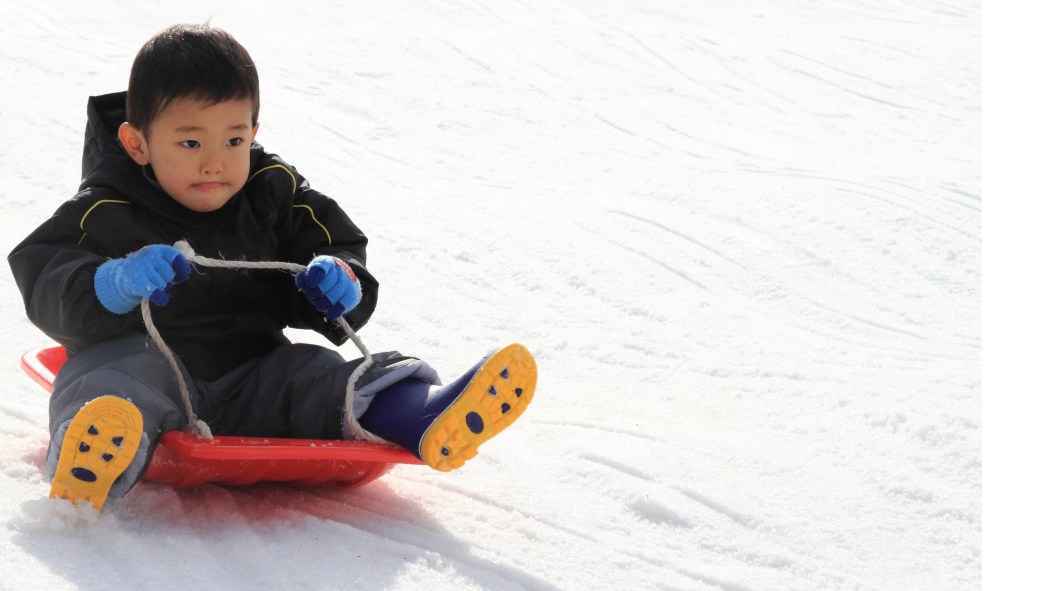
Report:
49,396,144,510
359,343,537,471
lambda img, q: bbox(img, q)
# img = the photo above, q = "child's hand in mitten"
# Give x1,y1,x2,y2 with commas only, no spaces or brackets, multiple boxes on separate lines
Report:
295,255,362,319
94,245,191,314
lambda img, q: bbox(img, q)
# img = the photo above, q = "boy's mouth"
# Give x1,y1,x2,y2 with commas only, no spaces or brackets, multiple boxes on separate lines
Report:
193,182,225,192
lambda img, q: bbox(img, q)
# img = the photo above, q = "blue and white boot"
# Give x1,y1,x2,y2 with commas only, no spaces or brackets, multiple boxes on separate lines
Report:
359,343,537,471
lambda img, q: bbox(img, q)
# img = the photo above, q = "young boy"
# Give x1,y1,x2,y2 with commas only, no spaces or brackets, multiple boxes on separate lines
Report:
7,24,536,511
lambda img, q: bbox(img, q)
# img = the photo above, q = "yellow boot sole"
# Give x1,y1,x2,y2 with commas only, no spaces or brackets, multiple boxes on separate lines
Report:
49,396,143,511
419,343,537,471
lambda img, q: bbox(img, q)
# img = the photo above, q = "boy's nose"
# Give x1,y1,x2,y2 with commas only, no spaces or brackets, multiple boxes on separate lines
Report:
200,150,224,176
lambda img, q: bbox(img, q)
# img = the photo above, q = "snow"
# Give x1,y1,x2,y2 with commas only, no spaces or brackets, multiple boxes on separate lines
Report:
0,1,987,589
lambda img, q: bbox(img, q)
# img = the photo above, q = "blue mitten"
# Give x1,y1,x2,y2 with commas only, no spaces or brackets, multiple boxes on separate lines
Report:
94,245,191,314
295,255,362,319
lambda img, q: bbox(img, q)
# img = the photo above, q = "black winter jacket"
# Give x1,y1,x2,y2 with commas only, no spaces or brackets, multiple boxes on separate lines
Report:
8,92,378,380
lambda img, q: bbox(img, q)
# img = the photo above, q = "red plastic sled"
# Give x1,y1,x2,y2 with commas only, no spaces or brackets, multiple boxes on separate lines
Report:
20,345,422,488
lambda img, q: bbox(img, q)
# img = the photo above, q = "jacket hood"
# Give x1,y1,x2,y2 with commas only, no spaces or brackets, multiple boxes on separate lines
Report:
80,92,134,191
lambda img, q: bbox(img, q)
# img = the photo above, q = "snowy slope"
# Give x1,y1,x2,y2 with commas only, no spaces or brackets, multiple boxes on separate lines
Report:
0,1,980,590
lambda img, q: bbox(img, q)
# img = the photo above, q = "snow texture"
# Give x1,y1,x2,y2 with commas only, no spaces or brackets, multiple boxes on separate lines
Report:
0,1,980,589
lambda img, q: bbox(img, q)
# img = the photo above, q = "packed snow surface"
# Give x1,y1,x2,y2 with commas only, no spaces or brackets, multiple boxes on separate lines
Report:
0,1,980,589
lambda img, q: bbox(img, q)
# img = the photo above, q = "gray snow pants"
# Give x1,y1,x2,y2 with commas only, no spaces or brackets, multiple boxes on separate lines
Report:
47,334,437,496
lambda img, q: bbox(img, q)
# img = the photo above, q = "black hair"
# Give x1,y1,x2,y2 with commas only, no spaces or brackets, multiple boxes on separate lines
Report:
126,24,260,135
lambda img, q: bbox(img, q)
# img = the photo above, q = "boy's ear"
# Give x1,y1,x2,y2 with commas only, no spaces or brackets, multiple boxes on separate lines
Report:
118,122,150,165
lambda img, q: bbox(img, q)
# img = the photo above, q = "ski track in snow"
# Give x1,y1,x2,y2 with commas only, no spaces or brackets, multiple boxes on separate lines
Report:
0,1,979,590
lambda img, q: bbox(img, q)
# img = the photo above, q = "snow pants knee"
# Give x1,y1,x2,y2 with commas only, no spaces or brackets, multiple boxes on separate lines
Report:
50,335,190,451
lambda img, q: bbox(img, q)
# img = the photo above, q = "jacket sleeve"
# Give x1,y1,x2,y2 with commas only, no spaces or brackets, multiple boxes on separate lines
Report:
7,193,142,353
259,159,379,344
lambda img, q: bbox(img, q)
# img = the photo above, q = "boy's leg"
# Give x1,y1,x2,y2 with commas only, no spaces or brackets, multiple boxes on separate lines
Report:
359,344,537,471
196,342,537,471
196,344,432,439
47,335,191,509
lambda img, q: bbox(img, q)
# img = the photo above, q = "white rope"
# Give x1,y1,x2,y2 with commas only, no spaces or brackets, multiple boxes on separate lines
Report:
140,240,386,443
140,299,212,439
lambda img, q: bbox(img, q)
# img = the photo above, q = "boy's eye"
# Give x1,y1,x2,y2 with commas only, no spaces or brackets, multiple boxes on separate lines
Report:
227,137,244,147
180,140,200,149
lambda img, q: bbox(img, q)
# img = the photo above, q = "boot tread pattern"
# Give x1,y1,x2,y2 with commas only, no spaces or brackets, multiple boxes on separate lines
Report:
419,344,537,471
49,396,143,511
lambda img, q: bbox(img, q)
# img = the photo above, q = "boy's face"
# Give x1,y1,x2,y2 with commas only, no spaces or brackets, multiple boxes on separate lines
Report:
119,98,258,212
